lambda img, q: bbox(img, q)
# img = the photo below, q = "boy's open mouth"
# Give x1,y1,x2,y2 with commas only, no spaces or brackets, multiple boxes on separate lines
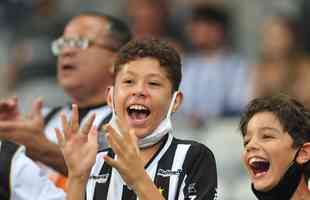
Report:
127,104,151,124
249,157,270,177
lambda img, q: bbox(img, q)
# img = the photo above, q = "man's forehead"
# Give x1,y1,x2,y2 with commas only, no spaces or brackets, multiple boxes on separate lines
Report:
64,16,110,39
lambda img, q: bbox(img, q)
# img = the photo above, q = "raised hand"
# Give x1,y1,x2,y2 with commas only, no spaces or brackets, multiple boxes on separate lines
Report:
0,98,44,144
56,104,98,181
103,125,165,200
103,125,146,188
0,97,20,121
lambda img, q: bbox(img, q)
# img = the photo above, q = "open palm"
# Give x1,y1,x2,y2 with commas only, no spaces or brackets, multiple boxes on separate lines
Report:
56,104,98,180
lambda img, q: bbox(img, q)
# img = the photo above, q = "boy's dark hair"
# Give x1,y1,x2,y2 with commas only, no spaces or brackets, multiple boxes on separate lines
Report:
240,94,310,179
77,11,132,51
114,38,182,91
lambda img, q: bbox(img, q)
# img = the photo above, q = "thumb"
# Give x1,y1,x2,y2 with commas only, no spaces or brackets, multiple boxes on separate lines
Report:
28,97,43,119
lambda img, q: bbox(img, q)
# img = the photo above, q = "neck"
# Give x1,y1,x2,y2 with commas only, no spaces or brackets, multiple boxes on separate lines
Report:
291,175,310,200
201,47,224,58
263,51,292,63
71,94,107,108
69,87,108,108
140,141,162,166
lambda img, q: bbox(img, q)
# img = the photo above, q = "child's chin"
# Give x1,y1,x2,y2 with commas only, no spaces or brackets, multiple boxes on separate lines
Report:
253,181,275,192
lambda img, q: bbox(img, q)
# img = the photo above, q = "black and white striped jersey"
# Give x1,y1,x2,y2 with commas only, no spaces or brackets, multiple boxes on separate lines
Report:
41,103,111,187
44,103,112,150
86,134,218,200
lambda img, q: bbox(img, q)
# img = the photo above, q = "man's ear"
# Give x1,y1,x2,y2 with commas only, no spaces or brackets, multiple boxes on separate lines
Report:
172,91,183,113
297,143,310,164
106,86,113,108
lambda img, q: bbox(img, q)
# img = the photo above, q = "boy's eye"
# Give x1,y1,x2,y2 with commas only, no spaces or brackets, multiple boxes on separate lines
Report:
149,81,161,86
243,139,249,147
262,134,274,140
123,79,133,84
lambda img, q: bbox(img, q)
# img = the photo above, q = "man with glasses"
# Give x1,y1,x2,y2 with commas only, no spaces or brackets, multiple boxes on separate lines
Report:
0,12,131,191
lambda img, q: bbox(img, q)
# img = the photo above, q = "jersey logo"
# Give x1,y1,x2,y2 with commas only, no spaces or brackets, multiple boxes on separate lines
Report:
188,183,197,194
158,187,165,195
89,173,110,184
157,169,183,177
185,195,197,200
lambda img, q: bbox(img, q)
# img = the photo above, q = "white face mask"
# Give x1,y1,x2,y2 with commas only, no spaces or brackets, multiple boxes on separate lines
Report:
108,87,178,148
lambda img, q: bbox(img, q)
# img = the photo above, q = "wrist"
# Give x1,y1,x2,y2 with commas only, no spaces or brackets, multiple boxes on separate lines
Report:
68,172,89,184
25,133,49,160
131,172,164,200
131,171,152,193
66,175,88,200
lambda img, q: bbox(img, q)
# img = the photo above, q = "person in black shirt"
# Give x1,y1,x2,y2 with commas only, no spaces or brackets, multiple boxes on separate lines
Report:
57,38,218,200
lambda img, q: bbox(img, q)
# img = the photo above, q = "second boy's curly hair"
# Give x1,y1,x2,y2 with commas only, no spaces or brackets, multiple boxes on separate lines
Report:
114,38,182,92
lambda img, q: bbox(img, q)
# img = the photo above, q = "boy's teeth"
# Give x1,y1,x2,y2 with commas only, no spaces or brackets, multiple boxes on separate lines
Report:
129,104,147,110
249,157,266,165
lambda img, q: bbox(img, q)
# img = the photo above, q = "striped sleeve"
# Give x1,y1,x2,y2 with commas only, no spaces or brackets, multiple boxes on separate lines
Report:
178,143,218,200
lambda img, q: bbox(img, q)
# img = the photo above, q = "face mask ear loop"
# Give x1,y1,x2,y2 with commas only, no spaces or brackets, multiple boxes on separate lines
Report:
110,86,118,120
166,91,178,121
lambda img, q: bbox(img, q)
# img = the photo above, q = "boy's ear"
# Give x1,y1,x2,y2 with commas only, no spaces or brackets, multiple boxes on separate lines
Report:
172,91,183,113
297,143,310,164
106,86,113,108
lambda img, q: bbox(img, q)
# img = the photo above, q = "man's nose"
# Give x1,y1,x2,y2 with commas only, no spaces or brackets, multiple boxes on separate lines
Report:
59,45,78,57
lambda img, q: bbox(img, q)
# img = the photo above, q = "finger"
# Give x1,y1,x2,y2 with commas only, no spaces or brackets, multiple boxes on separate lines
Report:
55,128,65,147
88,125,98,147
80,113,96,135
0,121,25,131
103,154,119,169
28,97,43,119
122,127,135,144
71,104,79,134
105,125,126,149
106,132,123,157
60,112,71,140
0,98,18,112
11,96,18,104
128,128,139,151
5,97,18,108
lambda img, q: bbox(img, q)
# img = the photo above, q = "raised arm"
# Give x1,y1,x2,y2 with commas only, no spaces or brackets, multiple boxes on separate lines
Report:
0,98,68,175
56,104,98,200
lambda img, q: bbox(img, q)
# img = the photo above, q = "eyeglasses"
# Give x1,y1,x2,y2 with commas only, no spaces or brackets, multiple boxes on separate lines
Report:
51,37,118,56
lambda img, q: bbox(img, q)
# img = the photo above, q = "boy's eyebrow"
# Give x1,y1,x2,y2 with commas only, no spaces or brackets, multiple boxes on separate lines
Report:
123,70,166,79
259,127,282,134
243,126,282,138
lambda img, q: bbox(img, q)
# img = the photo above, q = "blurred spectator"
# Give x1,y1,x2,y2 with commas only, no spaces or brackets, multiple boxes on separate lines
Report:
180,4,249,129
299,0,310,54
125,0,183,53
250,15,310,109
291,57,310,109
7,0,68,112
0,0,34,29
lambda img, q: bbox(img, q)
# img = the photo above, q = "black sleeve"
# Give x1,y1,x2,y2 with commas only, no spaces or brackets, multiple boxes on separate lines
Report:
179,143,218,200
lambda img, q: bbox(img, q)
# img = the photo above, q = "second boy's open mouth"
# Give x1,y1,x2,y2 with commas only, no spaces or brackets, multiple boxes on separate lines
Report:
249,157,270,178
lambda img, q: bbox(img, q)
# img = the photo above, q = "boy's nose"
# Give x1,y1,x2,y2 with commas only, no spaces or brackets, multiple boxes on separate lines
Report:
245,138,260,152
133,82,149,97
